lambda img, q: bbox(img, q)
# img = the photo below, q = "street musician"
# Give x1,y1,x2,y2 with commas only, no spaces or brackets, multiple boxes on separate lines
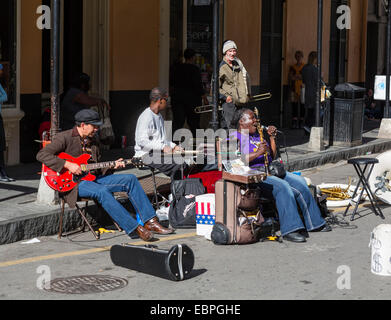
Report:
37,109,174,241
230,108,331,243
135,87,218,180
219,40,252,129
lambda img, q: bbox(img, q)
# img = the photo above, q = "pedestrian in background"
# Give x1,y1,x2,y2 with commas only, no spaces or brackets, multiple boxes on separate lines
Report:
171,48,208,137
302,51,319,134
288,50,305,129
60,73,110,131
364,88,382,121
0,64,15,182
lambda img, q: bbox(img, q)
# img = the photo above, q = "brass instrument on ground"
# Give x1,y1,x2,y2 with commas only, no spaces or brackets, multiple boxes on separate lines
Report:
254,107,270,175
194,92,272,114
320,177,352,201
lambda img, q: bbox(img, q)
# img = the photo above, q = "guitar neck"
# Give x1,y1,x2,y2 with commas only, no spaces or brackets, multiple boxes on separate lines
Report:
82,159,134,172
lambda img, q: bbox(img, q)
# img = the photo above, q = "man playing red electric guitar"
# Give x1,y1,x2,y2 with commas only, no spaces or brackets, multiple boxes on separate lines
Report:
37,109,174,241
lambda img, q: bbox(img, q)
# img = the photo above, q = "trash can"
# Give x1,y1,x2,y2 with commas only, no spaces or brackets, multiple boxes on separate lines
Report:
325,83,366,147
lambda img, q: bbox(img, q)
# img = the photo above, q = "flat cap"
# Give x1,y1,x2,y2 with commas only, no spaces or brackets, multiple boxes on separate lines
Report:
75,109,103,126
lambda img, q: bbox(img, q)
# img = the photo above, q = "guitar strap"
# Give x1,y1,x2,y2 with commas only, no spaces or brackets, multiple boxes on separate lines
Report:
81,138,92,155
80,137,98,175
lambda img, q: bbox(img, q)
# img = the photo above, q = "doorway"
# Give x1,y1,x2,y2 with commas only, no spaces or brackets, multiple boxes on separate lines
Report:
63,0,83,93
366,22,379,90
260,0,284,125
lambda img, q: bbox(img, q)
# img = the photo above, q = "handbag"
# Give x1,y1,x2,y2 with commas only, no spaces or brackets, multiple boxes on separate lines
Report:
268,160,286,179
169,178,206,229
238,187,261,211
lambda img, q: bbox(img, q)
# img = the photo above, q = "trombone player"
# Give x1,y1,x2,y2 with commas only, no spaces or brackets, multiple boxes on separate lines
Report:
219,40,252,129
193,40,271,124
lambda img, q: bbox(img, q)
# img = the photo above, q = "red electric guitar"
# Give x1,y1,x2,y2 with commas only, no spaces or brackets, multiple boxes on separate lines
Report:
43,153,144,193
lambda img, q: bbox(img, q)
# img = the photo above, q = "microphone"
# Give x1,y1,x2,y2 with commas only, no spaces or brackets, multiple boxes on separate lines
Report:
261,125,283,134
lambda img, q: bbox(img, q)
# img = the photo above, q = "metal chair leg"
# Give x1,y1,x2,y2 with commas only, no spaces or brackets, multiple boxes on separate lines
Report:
58,198,65,239
355,164,385,219
344,162,385,221
150,168,160,209
75,203,100,240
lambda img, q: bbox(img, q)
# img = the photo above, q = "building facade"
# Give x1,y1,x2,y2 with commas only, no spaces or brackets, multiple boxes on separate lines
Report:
1,0,386,165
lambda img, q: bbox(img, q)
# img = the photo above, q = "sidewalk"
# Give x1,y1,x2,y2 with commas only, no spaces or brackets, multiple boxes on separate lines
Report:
0,119,390,245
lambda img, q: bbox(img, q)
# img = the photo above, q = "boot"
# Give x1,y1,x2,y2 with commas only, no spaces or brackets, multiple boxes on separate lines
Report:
134,225,154,242
144,217,175,235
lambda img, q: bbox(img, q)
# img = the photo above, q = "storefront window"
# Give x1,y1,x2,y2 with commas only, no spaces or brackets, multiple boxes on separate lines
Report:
0,0,17,107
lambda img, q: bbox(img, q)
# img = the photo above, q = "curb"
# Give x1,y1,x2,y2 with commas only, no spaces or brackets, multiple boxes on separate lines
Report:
0,206,81,245
286,139,391,172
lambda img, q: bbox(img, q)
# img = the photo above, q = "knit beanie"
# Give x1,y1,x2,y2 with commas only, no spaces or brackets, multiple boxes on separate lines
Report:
223,40,238,55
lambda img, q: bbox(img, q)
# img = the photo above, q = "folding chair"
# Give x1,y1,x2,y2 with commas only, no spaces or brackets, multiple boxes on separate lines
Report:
343,157,385,221
58,193,123,240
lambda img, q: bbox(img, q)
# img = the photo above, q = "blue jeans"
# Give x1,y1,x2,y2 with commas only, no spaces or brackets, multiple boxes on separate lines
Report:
257,172,326,236
78,174,156,235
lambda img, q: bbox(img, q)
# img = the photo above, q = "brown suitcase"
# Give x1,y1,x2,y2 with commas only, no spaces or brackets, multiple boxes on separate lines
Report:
222,171,266,185
212,179,264,245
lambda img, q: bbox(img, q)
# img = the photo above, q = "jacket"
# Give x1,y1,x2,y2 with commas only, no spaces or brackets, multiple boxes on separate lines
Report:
219,58,251,106
36,127,107,208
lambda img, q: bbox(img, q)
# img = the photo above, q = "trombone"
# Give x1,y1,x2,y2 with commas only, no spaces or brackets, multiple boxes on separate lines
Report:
194,92,272,114
250,92,272,102
194,104,223,114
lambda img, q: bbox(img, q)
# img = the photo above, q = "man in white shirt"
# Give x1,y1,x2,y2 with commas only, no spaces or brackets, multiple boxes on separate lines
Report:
135,88,185,180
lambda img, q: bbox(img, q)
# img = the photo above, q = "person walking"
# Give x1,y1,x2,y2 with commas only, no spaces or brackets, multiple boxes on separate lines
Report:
288,50,305,128
302,51,319,134
0,64,15,182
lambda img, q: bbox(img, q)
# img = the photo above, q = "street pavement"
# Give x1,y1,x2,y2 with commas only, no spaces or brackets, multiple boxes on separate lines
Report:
1,120,391,304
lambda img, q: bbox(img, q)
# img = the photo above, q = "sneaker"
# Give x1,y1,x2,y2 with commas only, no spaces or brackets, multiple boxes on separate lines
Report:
0,175,15,182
